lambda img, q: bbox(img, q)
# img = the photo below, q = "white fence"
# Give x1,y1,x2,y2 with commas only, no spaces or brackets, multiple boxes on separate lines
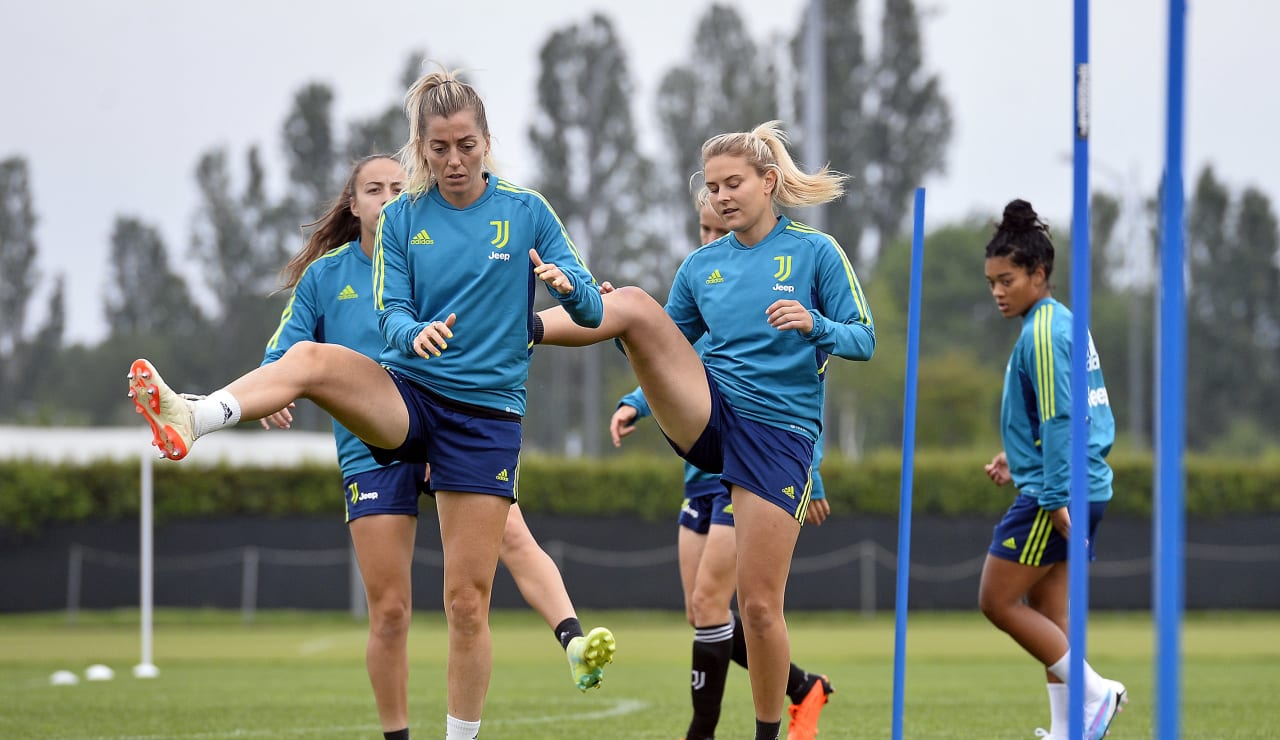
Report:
0,425,339,466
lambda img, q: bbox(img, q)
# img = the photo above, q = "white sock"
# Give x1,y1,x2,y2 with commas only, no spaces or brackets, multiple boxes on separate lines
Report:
192,390,242,438
1047,649,1107,703
445,714,480,740
1047,682,1067,735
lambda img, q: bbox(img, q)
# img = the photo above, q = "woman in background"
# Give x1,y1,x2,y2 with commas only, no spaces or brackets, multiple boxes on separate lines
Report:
977,199,1126,740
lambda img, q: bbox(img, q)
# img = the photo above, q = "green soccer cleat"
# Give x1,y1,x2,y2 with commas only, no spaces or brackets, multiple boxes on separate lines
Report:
566,626,616,692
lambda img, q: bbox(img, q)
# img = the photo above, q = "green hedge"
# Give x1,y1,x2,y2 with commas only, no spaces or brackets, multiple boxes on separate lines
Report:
821,451,1280,518
2,452,1278,535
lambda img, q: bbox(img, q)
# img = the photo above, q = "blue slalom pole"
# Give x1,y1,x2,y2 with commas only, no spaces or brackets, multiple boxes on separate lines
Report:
1068,1,1092,738
891,187,926,740
1156,1,1187,737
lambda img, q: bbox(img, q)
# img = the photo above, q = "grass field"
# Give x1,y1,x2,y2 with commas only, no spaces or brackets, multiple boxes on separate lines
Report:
0,609,1276,739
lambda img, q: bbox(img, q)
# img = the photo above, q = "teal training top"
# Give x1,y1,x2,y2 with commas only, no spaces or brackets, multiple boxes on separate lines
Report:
262,240,386,477
1000,297,1115,510
373,175,602,415
664,215,874,441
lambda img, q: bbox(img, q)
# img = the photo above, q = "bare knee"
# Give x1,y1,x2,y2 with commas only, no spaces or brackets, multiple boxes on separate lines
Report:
368,593,411,641
689,586,730,627
978,586,1018,627
445,584,490,637
737,592,783,635
278,340,329,387
281,340,323,365
609,287,666,329
611,285,657,308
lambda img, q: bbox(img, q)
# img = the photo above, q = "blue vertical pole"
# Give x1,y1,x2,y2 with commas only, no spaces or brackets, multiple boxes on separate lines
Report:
891,187,926,740
803,0,827,233
1156,1,1187,737
1068,1,1092,739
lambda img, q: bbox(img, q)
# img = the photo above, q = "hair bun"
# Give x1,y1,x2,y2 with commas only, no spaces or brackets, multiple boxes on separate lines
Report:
997,199,1046,235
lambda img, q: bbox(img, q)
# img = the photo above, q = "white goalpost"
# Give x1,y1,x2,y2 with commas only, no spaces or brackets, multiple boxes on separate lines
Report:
134,450,159,679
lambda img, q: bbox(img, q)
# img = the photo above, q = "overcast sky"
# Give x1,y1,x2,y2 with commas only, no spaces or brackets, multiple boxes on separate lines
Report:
3,0,1274,343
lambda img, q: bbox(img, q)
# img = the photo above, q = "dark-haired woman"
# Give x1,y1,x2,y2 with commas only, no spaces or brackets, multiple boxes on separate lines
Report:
977,199,1126,740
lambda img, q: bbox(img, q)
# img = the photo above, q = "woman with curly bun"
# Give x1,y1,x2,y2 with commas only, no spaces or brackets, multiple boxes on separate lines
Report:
978,199,1127,740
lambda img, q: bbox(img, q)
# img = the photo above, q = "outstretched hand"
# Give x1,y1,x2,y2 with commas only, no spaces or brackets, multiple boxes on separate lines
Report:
413,313,457,360
530,249,574,295
609,405,639,448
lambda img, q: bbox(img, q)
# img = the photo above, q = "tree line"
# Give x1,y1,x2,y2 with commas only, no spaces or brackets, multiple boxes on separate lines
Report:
2,1,1277,458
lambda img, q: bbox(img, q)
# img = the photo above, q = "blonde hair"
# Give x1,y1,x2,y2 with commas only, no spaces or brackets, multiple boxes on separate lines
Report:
693,185,712,211
398,66,497,195
700,120,846,208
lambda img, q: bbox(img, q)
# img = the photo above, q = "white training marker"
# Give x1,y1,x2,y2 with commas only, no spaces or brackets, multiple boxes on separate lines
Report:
133,663,160,679
50,670,79,686
84,664,115,681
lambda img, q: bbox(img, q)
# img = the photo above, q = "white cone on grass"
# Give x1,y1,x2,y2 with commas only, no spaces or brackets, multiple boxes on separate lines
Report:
84,664,115,681
49,670,79,686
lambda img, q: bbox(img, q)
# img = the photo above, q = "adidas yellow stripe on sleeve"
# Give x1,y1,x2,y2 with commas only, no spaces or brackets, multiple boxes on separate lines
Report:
1033,303,1055,419
787,222,870,324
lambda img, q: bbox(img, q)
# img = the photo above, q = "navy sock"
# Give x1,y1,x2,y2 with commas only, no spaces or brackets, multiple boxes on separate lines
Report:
755,718,782,740
730,612,749,668
786,664,812,702
384,729,409,740
554,617,583,650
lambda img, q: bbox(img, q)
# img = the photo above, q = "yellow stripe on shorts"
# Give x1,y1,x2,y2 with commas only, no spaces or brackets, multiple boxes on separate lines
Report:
794,472,814,524
1019,509,1053,566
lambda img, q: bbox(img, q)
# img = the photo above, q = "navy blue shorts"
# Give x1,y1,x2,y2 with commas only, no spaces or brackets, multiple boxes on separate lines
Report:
678,478,735,533
668,370,814,523
343,463,429,522
367,369,521,499
988,494,1109,566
